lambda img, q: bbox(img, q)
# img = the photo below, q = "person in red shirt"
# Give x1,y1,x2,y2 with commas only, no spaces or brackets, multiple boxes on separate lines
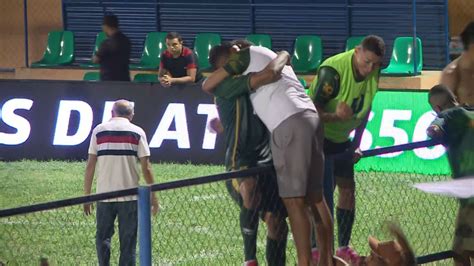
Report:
158,32,202,87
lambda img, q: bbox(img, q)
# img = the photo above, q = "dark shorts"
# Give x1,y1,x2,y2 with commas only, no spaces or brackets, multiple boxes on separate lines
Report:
324,138,355,187
225,168,287,218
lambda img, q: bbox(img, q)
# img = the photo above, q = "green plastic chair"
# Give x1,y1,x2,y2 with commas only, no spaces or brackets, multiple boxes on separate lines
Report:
345,36,365,51
246,34,272,49
133,73,159,83
83,71,100,81
31,31,75,67
130,32,167,70
80,32,107,68
291,35,322,74
381,37,423,76
194,33,222,70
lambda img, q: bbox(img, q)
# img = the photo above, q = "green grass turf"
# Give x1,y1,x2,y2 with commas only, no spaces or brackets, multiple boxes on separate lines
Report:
0,160,457,265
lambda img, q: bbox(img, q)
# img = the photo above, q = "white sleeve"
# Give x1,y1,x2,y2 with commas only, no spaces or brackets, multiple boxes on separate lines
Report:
88,127,98,155
137,129,151,158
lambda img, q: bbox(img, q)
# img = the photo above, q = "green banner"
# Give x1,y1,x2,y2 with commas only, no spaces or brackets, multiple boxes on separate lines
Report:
355,91,450,175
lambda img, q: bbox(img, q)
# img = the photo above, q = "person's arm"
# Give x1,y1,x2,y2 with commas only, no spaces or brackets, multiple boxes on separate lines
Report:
158,64,168,78
93,40,111,64
84,128,98,216
139,157,159,216
203,50,289,97
426,117,446,139
309,66,352,122
83,154,97,216
351,109,371,163
247,51,289,91
170,68,197,84
137,132,158,215
440,60,460,95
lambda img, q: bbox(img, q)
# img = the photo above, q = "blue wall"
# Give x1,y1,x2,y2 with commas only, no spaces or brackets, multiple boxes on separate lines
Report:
63,0,448,69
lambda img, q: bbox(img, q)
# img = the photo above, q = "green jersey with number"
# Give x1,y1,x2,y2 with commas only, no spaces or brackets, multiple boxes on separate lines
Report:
214,75,272,171
309,49,379,143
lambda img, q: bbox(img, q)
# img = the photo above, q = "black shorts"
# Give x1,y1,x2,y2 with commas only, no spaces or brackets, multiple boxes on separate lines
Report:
225,168,287,218
323,139,355,187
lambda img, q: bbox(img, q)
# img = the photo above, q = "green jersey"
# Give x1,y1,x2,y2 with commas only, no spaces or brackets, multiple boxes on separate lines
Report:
309,49,379,143
430,106,474,179
214,75,271,171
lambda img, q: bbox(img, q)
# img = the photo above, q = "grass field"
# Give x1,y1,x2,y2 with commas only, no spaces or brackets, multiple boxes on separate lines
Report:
0,160,458,265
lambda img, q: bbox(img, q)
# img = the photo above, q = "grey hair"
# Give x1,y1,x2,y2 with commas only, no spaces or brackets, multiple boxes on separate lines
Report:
113,99,134,117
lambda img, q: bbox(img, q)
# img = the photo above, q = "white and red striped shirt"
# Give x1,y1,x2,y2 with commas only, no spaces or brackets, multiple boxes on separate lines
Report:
88,117,150,201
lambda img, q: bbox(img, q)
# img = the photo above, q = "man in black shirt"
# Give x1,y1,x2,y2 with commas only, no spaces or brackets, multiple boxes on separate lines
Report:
94,15,131,81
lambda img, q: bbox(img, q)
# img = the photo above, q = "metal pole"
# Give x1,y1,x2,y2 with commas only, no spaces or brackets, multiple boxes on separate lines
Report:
346,0,351,40
443,0,450,65
412,0,418,75
138,186,152,266
23,0,29,67
157,1,161,32
249,0,255,34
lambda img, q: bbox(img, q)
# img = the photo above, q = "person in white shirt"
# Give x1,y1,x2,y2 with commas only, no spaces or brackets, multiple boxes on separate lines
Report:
203,42,334,266
83,99,159,266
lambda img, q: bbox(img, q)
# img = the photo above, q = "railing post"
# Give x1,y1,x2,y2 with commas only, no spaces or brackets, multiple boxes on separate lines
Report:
23,0,29,67
412,0,418,75
138,186,152,266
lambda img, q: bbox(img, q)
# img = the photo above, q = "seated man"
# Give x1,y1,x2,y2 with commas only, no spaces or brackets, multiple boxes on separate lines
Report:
427,84,474,266
159,32,202,87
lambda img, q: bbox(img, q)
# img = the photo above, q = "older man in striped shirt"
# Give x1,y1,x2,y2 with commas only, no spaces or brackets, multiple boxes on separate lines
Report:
83,99,158,266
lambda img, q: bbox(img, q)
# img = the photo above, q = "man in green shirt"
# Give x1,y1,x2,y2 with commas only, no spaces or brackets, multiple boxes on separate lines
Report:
308,35,385,262
208,42,289,266
427,84,474,266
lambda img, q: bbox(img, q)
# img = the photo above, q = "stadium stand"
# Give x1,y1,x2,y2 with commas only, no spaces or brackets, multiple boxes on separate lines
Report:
193,33,221,70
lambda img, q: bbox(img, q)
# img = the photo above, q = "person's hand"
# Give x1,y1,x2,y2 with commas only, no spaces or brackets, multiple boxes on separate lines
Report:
208,117,224,134
151,194,159,216
83,203,93,216
336,102,353,121
426,125,443,139
160,75,172,87
277,51,292,66
353,148,363,164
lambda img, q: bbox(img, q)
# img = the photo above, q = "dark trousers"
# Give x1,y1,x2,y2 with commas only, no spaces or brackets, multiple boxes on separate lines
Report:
96,201,138,266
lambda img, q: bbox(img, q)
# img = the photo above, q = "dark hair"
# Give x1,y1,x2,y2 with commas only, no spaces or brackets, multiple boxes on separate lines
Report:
103,15,119,29
361,35,386,57
429,84,456,104
461,21,474,51
166,32,183,42
209,42,233,70
230,39,254,49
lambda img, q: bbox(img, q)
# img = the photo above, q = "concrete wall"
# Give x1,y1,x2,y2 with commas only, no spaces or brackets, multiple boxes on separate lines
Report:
0,0,62,69
449,0,474,37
